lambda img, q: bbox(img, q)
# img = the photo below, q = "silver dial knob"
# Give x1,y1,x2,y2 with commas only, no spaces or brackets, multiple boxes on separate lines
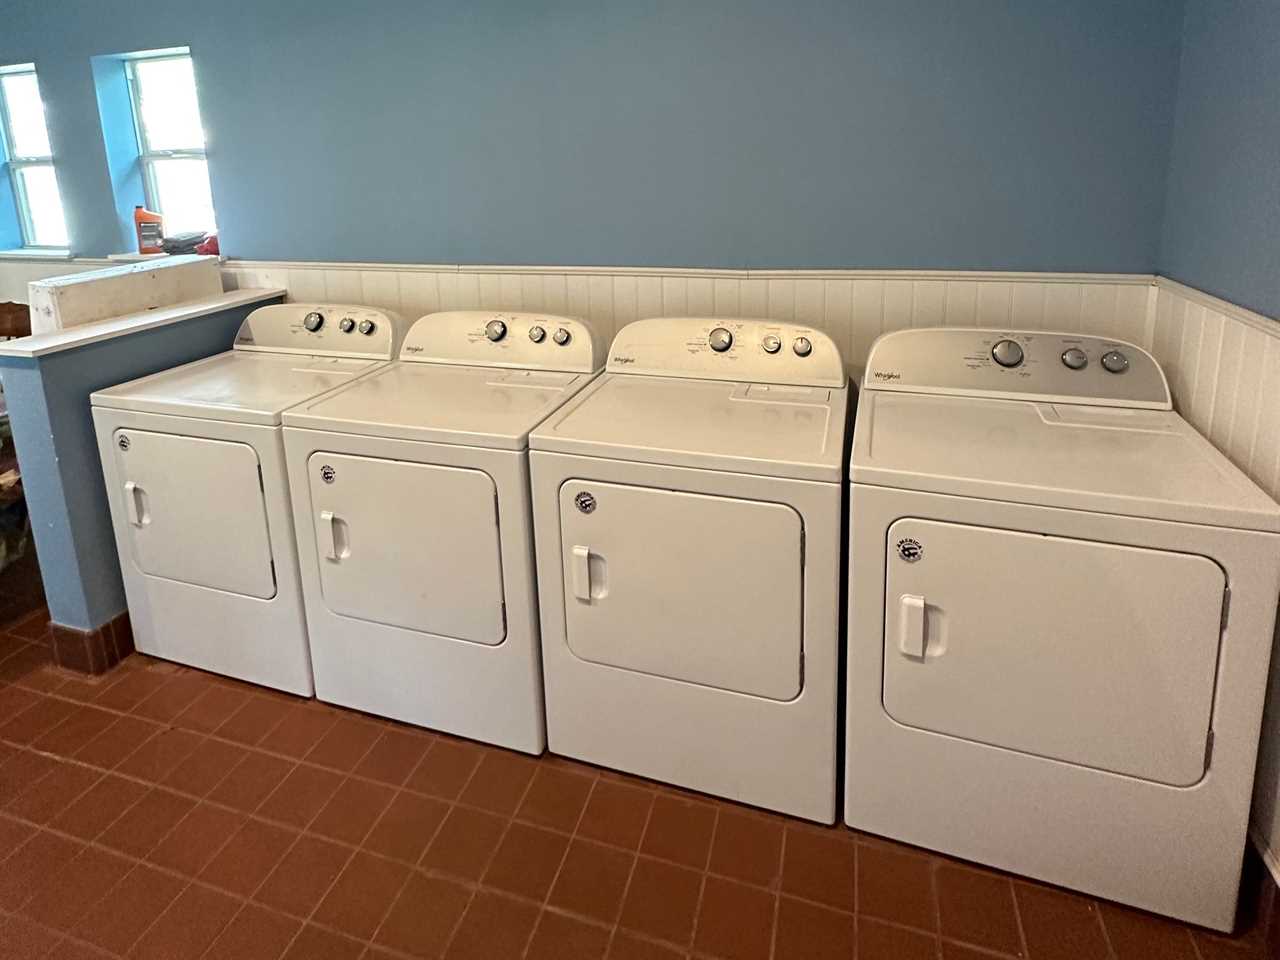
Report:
1061,347,1088,370
709,327,733,352
485,319,507,342
553,327,571,346
762,335,782,354
338,317,355,333
991,339,1024,368
1101,349,1129,374
358,319,376,336
303,311,325,332
528,325,546,343
793,336,813,357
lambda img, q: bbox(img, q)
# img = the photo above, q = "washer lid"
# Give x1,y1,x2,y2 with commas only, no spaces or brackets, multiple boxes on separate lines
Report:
530,372,849,482
852,391,1280,532
90,351,384,426
282,361,597,450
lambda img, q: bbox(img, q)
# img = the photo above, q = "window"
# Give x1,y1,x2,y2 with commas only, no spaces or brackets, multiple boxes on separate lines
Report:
0,63,68,248
126,51,216,236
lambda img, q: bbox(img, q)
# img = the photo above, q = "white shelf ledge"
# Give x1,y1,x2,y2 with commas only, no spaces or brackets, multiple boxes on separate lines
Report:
0,287,285,358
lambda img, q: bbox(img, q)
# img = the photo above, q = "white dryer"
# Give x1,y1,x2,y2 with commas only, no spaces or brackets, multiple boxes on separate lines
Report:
91,303,404,695
282,312,603,753
530,318,850,822
845,327,1280,930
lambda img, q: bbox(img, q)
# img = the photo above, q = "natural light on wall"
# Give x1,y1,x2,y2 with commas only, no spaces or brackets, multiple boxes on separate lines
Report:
126,51,216,236
0,63,69,248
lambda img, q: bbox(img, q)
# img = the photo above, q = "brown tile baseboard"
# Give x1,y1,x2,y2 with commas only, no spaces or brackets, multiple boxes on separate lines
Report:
50,611,134,675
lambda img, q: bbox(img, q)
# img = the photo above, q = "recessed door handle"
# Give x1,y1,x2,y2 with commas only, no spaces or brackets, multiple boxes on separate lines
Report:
571,545,592,601
899,594,927,657
320,510,340,561
124,481,145,526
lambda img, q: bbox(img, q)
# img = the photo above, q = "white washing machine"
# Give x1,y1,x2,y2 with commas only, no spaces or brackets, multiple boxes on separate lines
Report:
845,327,1280,930
282,311,603,753
530,317,850,822
91,303,404,695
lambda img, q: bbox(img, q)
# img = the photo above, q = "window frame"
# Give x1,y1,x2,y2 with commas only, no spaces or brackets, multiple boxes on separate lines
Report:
124,51,212,229
0,63,66,250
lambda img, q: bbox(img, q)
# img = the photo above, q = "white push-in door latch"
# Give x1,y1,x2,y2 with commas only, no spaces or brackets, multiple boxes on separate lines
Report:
898,594,927,657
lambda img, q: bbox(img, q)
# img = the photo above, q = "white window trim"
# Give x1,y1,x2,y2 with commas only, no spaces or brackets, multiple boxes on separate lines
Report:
0,63,65,251
124,51,209,222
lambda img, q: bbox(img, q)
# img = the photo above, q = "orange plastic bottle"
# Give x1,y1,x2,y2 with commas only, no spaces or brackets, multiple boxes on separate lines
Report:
134,205,164,254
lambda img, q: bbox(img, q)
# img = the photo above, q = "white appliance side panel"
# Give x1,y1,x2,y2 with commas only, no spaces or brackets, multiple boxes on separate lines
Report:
307,452,505,645
112,429,276,599
560,480,803,701
845,484,1280,930
532,451,841,823
883,518,1224,787
92,409,313,696
284,428,545,753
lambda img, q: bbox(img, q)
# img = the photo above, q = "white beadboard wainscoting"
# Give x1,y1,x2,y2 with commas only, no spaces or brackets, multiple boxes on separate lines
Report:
219,261,1154,369
1146,278,1280,884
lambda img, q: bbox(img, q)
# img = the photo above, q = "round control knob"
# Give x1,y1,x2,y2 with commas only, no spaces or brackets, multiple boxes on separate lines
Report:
762,335,782,354
991,338,1024,368
708,327,733,352
338,317,355,334
485,319,507,342
1061,347,1088,370
793,337,813,357
528,325,546,343
552,327,572,346
302,311,325,332
1100,349,1129,374
358,319,376,336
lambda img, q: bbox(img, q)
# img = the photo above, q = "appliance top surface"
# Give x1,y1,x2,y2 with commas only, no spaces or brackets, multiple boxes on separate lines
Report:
532,318,850,480
531,372,849,481
282,360,596,449
90,350,383,425
853,329,1280,531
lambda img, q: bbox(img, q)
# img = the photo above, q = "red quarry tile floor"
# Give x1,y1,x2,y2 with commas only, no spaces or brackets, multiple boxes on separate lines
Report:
0,608,1276,960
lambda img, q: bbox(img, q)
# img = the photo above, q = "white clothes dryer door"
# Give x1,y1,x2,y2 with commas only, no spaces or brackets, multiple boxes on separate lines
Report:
305,451,506,645
882,517,1225,787
111,428,277,599
558,479,804,701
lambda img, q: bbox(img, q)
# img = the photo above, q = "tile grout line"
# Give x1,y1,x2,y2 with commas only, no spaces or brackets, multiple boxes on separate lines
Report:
686,804,722,956
343,737,463,957
603,781,660,957
518,766,602,958
360,735,481,955
767,824,787,960
264,716,391,960
436,749,541,958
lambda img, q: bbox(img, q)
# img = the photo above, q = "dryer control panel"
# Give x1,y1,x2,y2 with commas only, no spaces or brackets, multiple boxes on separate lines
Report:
606,317,847,387
863,328,1170,409
399,311,603,373
234,303,405,360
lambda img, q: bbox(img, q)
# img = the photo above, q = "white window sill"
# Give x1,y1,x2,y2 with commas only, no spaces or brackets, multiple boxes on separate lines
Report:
0,248,72,260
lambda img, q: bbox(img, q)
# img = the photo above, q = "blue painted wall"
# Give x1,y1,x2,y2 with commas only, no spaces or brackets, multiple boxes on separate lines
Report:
0,0,1182,271
1159,0,1280,319
0,301,279,631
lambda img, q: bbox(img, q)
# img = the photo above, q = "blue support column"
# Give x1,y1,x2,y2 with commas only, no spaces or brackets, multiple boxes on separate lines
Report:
0,298,281,632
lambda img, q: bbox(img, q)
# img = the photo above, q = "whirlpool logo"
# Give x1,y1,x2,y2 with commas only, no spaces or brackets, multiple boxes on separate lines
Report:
872,369,902,380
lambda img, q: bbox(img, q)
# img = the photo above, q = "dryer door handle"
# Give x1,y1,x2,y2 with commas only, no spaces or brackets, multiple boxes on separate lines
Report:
124,481,146,526
898,594,927,658
571,545,593,601
320,510,340,561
